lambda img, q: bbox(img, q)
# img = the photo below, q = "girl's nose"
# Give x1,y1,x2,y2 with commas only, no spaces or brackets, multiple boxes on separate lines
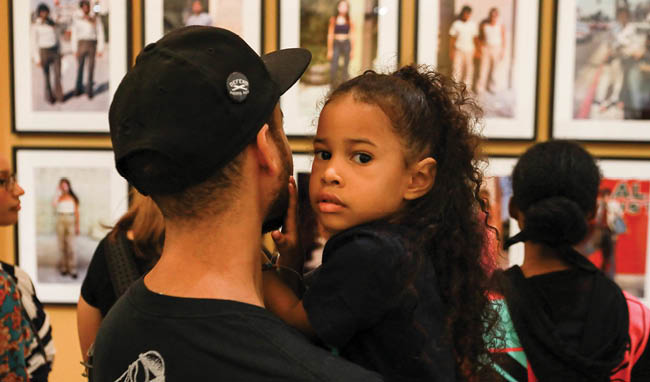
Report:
322,164,342,186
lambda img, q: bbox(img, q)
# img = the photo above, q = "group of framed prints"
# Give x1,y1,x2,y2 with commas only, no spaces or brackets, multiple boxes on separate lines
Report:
9,0,650,141
6,1,650,302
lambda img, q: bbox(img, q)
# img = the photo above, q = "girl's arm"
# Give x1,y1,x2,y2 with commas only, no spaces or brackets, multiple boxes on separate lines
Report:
270,177,304,294
263,269,314,336
264,176,314,335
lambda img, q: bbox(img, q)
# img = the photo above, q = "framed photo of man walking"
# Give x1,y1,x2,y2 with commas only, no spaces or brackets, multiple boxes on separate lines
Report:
553,0,650,142
416,0,540,140
11,0,130,133
143,0,263,53
279,0,401,136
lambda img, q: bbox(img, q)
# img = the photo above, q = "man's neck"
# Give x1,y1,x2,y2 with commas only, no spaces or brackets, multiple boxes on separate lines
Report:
144,207,266,307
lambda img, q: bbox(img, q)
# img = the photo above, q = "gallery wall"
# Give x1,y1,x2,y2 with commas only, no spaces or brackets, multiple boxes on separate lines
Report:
1,1,649,381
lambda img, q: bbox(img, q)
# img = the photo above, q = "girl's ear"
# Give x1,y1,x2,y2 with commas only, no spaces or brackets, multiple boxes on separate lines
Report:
404,157,437,200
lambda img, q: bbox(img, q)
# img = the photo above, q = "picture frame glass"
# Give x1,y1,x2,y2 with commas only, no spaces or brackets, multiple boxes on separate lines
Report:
280,0,400,136
15,149,129,303
143,0,262,52
417,0,539,139
553,0,650,142
12,0,129,133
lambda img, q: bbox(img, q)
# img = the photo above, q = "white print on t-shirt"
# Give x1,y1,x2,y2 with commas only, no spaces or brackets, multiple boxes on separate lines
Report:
114,351,165,382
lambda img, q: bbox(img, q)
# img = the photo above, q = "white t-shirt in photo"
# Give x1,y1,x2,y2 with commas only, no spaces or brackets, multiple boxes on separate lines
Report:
449,19,478,52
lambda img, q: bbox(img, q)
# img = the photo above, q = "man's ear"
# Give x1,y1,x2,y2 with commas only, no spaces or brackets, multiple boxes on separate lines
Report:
404,157,437,200
255,124,280,175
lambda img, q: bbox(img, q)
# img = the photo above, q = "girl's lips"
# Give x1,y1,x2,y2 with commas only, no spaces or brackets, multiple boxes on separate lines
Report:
317,201,345,213
316,192,345,213
10,204,20,212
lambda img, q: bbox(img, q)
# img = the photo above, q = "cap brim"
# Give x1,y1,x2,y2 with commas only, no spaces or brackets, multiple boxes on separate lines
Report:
262,48,312,96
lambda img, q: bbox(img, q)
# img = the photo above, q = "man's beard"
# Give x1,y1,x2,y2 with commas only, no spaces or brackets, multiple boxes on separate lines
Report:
261,159,292,234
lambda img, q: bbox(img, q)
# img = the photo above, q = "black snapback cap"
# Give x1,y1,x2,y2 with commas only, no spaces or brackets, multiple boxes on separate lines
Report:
109,26,311,195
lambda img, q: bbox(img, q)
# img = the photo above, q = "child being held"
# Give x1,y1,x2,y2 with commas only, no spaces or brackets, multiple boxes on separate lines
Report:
264,65,500,381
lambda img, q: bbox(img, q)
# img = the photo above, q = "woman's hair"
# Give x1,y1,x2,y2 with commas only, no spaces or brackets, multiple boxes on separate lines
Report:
324,65,499,380
111,189,165,264
510,141,601,248
333,1,351,25
59,178,80,205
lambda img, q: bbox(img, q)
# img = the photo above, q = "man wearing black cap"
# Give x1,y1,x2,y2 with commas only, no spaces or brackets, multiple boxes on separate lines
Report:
91,26,381,381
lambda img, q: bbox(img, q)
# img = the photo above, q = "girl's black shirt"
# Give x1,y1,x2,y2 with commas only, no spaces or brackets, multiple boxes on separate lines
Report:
303,222,455,382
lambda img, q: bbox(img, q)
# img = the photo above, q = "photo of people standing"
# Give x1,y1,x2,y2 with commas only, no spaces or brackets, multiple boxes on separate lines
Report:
574,0,650,120
163,0,243,37
29,0,110,112
437,1,515,118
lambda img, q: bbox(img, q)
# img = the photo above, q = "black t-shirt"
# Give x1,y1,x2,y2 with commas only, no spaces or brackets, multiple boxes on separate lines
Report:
81,231,152,317
303,223,455,381
92,278,381,382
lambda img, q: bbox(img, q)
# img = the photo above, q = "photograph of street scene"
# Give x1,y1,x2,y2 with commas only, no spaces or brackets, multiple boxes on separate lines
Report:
574,0,650,120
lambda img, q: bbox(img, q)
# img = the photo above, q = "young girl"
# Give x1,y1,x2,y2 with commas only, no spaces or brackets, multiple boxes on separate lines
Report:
264,65,499,381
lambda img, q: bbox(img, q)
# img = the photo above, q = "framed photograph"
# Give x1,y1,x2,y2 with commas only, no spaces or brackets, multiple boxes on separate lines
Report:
279,0,401,136
14,148,129,304
553,1,650,141
574,159,650,304
143,0,263,53
482,156,523,269
11,0,130,133
416,1,540,139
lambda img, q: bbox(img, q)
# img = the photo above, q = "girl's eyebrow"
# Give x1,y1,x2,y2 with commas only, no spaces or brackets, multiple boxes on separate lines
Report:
346,138,377,147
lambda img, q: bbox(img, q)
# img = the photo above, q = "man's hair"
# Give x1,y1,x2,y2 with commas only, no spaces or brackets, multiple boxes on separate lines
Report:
79,1,90,8
152,110,282,221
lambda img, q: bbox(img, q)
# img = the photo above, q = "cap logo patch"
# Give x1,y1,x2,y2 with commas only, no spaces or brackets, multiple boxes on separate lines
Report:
226,72,250,103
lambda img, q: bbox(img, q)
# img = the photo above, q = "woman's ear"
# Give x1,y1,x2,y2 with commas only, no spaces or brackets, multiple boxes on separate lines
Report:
404,157,437,200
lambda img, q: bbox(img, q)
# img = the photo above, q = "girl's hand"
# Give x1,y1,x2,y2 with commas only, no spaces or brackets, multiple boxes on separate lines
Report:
272,177,300,267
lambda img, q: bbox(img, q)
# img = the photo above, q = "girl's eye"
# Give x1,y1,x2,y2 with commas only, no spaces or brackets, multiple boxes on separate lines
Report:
352,153,372,164
315,150,332,160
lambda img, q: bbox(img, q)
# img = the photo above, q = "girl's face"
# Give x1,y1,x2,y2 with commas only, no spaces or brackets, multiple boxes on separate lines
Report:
310,93,414,237
337,1,349,15
0,156,25,226
60,180,70,193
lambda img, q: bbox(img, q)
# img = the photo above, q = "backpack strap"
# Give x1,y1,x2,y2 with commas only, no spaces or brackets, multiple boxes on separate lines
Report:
103,231,141,299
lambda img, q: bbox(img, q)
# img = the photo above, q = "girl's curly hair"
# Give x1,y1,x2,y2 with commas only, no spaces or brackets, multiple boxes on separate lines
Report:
325,65,501,380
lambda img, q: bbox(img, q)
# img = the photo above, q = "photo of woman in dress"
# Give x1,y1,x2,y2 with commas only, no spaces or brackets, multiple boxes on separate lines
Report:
327,1,354,86
53,177,80,278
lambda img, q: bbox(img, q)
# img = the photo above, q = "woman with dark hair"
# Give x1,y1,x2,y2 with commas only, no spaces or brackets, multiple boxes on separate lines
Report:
53,177,80,278
264,65,501,381
491,141,650,381
327,1,354,86
77,190,164,362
